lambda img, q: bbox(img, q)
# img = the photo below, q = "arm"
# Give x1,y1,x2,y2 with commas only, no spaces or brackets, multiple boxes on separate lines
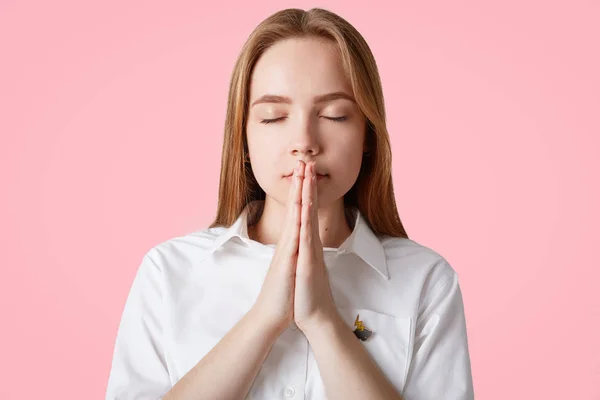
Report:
293,161,403,400
302,260,474,400
105,251,284,400
402,263,474,400
163,307,282,400
303,313,404,400
105,252,172,399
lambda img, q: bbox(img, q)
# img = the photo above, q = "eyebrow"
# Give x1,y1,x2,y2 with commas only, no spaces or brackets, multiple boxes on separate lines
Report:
250,91,356,107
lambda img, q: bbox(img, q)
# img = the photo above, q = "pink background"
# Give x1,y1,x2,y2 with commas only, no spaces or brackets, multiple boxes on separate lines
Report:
1,1,598,398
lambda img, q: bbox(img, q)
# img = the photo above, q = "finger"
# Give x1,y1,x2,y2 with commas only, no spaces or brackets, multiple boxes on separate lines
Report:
284,160,304,253
285,160,301,220
300,161,314,258
311,161,321,248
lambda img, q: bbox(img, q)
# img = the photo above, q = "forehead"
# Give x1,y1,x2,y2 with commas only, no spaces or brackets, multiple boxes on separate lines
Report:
249,37,352,103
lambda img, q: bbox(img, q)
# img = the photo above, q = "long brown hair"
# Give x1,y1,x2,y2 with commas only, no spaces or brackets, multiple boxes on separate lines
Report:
209,7,408,239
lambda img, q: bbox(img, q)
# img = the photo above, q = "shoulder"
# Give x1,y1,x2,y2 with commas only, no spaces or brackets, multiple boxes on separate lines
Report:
379,236,465,318
380,236,458,288
141,226,227,274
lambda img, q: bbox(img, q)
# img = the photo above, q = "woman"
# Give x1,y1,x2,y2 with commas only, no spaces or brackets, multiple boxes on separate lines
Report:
106,7,474,400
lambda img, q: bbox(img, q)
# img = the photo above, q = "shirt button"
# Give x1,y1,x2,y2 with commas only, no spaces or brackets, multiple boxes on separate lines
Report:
284,386,296,397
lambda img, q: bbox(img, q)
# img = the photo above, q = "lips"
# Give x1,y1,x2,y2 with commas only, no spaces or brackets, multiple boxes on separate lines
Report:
283,169,328,177
284,173,328,181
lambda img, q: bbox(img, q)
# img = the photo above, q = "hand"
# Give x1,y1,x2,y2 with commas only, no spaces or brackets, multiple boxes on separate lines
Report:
251,160,304,335
293,161,339,333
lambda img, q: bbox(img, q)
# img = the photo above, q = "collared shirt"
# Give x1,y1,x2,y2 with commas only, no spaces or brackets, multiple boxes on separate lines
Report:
106,200,474,399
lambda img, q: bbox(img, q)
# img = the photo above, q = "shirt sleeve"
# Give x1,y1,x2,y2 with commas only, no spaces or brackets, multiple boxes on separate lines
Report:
402,258,475,400
105,251,172,400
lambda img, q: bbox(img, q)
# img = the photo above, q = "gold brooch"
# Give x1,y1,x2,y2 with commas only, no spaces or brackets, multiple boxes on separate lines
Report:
353,314,373,341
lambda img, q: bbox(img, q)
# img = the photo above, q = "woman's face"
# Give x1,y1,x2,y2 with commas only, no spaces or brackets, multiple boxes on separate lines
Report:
246,37,367,208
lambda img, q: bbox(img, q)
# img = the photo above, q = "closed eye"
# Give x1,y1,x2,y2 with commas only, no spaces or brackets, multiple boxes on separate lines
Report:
260,117,285,125
325,116,348,122
259,116,348,125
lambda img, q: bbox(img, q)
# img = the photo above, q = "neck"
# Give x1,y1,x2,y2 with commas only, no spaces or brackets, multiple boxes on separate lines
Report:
248,197,352,249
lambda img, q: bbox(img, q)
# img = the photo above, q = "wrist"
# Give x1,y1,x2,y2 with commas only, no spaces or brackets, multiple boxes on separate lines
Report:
247,306,289,339
298,309,345,339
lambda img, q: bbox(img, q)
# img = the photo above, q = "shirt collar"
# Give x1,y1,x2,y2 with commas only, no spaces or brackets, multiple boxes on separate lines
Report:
208,200,389,280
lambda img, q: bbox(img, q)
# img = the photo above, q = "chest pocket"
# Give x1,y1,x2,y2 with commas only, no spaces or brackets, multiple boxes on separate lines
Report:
336,307,412,393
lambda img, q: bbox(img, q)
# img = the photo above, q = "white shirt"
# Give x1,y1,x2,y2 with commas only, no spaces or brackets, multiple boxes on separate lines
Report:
106,200,474,399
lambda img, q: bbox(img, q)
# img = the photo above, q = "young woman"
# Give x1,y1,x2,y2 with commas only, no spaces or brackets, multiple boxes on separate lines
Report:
106,7,474,400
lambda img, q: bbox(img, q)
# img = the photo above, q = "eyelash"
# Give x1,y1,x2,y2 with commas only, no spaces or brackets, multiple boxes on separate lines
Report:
259,116,348,125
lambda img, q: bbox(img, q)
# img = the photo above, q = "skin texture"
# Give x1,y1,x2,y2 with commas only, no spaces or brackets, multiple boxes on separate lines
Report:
163,37,403,400
246,37,404,399
246,36,367,250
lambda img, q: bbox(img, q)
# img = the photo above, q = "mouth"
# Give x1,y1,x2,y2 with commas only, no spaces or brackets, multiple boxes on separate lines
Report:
284,173,328,181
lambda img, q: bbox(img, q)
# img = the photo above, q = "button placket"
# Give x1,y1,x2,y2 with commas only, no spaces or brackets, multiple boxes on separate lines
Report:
271,325,307,399
284,385,296,397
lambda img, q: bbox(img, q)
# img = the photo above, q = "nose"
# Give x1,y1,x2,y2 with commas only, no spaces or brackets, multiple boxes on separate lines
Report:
287,122,320,158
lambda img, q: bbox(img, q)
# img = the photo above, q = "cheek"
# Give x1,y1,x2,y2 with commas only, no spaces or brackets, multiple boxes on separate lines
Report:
320,146,362,199
338,156,363,185
247,128,284,158
329,140,364,169
247,139,287,195
331,145,364,190
248,133,272,169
